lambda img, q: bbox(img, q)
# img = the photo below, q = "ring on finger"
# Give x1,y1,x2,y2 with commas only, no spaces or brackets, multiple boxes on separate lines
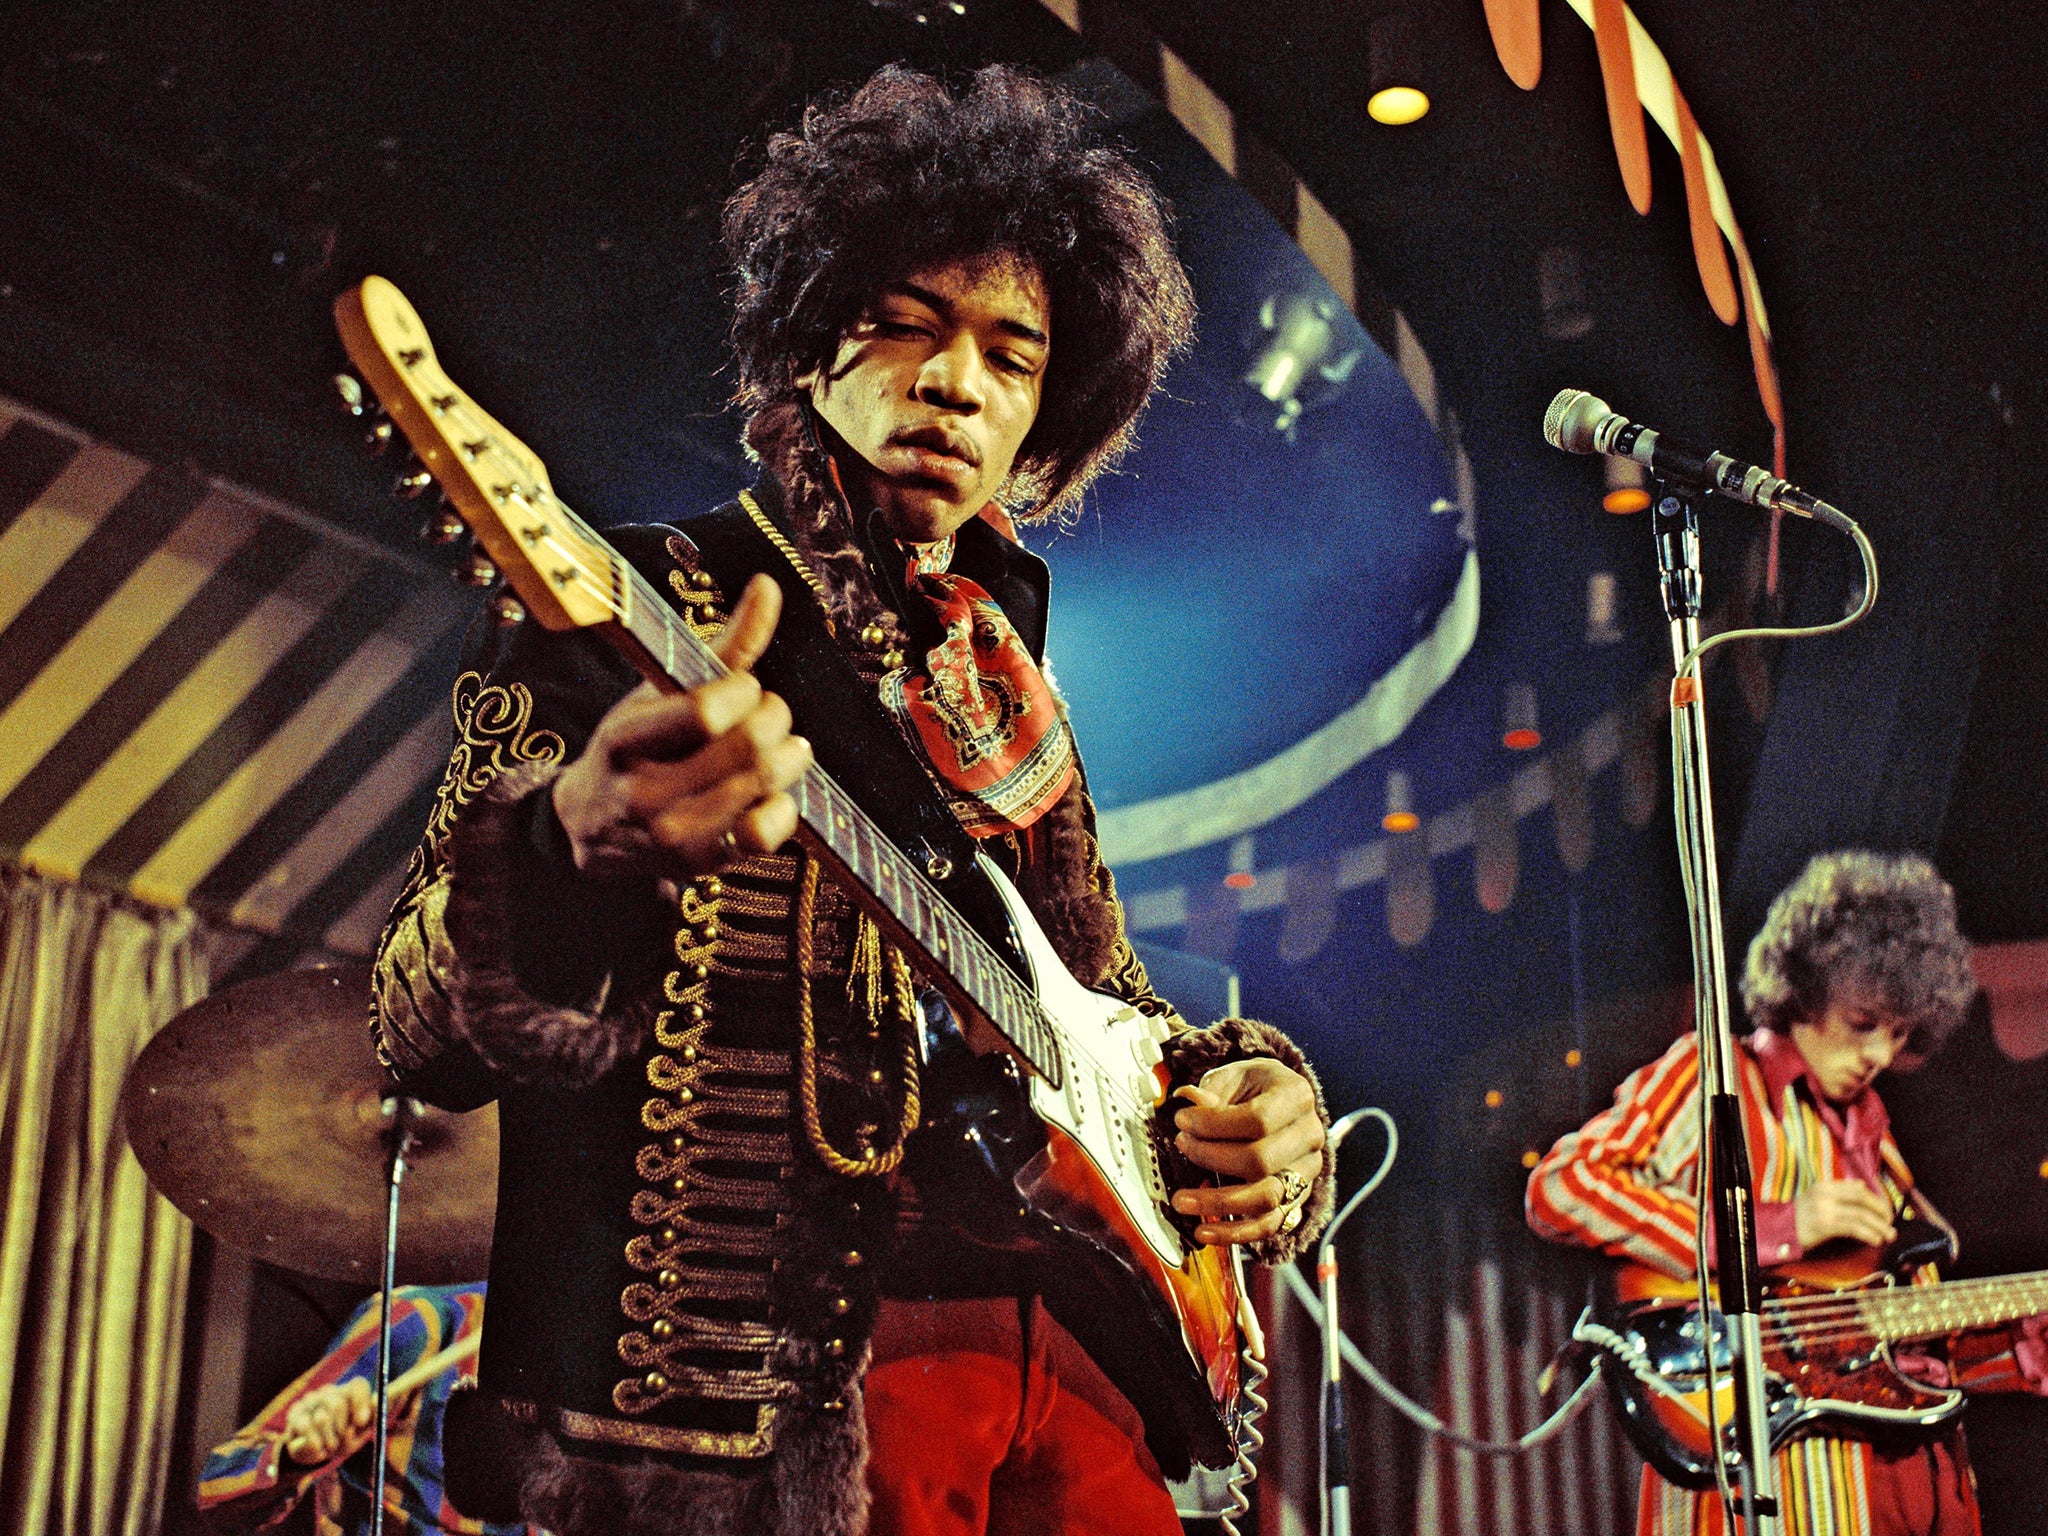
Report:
1281,1205,1304,1234
1275,1166,1308,1207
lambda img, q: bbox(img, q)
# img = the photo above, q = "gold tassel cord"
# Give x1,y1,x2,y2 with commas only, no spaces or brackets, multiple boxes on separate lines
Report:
794,854,921,1177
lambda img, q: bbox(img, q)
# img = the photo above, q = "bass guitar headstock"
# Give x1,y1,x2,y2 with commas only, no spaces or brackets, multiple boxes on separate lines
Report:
332,275,618,633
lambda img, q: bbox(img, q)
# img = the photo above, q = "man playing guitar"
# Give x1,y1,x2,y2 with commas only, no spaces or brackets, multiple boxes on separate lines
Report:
368,64,1330,1536
1527,850,2048,1536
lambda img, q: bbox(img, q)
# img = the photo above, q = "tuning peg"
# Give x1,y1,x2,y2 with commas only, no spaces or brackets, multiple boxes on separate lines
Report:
392,461,434,498
458,550,498,586
491,593,526,628
422,506,466,544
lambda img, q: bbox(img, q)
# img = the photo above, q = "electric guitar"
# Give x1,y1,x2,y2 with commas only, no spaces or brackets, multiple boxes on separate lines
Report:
334,275,1241,1472
1580,1225,2048,1491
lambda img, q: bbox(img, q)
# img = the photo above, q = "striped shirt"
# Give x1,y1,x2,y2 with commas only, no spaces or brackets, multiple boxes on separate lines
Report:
1525,1031,2020,1536
198,1284,534,1536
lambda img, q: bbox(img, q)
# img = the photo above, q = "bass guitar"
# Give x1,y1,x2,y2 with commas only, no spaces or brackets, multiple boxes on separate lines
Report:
1579,1226,2048,1491
333,275,1242,1472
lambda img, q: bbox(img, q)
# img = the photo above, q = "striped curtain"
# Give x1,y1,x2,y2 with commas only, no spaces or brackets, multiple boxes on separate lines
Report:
1412,1228,1642,1535
0,866,206,1535
0,396,468,983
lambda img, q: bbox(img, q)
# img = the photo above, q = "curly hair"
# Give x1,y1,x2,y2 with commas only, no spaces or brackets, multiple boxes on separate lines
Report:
1740,849,1976,1051
721,62,1195,519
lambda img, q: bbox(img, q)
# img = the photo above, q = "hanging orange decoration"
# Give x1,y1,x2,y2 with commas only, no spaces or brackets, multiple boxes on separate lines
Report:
1482,0,1544,89
1673,88,1740,324
1589,0,1652,214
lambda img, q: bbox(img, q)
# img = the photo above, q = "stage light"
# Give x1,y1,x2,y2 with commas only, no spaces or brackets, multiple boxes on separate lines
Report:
1537,246,1594,340
1502,683,1541,750
1521,1149,1540,1169
1484,1088,1504,1108
1585,571,1623,645
1381,770,1420,833
1241,292,1362,440
1223,833,1256,890
1603,453,1650,513
1565,1048,1583,1068
1366,13,1430,126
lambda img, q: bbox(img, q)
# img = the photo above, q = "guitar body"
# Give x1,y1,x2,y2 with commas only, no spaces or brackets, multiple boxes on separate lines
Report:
902,854,1241,1474
1594,1256,1964,1491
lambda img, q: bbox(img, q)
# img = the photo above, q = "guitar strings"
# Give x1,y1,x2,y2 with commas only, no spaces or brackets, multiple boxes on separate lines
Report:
431,393,1165,1128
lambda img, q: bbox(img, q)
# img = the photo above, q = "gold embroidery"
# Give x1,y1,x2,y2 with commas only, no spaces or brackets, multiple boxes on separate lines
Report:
371,673,566,1067
618,876,797,1423
665,535,729,640
502,1397,782,1459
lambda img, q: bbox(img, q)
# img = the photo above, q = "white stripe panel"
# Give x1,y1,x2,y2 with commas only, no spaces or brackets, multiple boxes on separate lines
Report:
19,538,364,883
229,711,449,933
322,855,417,959
127,586,465,906
1161,49,1236,175
0,493,261,809
1099,547,1479,867
0,443,151,634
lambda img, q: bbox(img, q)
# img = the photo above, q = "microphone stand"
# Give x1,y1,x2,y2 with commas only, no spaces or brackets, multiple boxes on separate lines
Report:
1315,1108,1375,1536
1650,486,1779,1536
371,1096,419,1536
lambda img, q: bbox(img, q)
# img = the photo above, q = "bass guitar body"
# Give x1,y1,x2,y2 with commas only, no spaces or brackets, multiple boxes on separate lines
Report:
1593,1250,1963,1492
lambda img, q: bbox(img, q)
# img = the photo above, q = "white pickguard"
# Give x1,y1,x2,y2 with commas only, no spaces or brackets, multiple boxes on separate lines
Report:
977,852,1191,1270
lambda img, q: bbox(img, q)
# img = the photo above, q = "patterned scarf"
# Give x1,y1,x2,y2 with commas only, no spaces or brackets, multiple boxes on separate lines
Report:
877,532,1075,838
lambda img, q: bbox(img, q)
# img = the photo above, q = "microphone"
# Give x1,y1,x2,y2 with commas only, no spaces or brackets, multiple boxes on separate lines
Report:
1544,389,1844,526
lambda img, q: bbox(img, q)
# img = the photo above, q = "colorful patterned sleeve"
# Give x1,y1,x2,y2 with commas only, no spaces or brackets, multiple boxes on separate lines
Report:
197,1288,474,1526
1525,1032,1710,1278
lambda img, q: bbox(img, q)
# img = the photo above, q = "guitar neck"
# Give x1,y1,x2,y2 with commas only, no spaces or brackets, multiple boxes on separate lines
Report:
559,498,1064,1085
1862,1271,2048,1344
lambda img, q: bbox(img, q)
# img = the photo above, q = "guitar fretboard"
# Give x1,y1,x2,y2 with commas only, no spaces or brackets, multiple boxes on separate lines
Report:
1860,1272,2048,1344
577,504,1067,1087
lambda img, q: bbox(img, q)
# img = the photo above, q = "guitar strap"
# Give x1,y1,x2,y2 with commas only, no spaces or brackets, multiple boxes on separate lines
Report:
663,498,1023,972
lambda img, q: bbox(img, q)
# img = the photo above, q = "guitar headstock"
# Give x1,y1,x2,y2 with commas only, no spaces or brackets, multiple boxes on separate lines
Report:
333,275,617,632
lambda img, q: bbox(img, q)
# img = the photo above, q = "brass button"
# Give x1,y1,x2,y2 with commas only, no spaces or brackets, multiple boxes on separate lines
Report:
842,1249,863,1268
690,962,709,982
822,1397,846,1413
659,1227,680,1247
860,622,887,648
681,1045,699,1063
867,1068,886,1086
685,1003,706,1023
669,1177,688,1196
676,1087,694,1105
703,877,723,898
668,1136,687,1156
881,649,905,670
646,1370,669,1391
825,1338,845,1359
651,1318,675,1340
700,919,720,941
831,1296,852,1316
689,569,714,590
658,1269,682,1290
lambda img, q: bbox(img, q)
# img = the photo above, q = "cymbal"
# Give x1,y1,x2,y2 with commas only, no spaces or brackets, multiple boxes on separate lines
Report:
121,962,497,1285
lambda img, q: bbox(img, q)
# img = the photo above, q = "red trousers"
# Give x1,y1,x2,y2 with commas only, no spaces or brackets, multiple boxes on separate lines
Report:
863,1300,1184,1536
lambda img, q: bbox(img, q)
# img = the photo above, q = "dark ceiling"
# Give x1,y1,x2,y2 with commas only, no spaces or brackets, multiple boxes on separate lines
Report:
1,0,2043,944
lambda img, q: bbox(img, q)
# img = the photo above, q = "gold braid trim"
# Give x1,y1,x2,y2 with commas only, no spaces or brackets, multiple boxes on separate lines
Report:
739,488,831,612
794,853,921,1177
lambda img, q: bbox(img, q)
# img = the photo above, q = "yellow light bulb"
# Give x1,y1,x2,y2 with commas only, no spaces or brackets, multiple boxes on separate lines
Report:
1367,86,1430,126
